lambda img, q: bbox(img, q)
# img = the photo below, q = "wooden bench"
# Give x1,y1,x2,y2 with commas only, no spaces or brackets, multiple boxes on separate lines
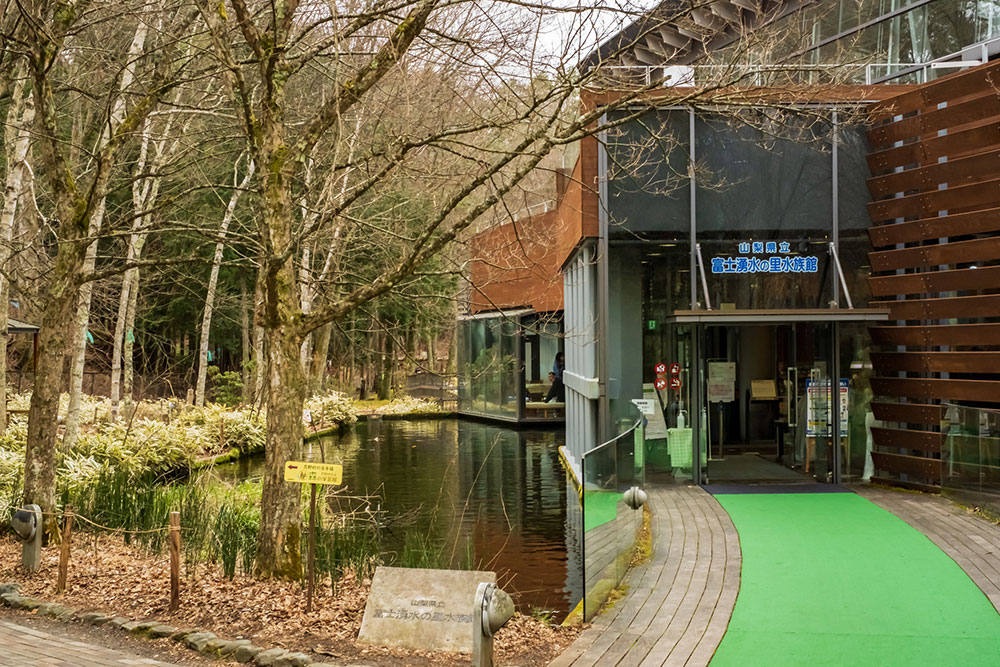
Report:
525,401,564,418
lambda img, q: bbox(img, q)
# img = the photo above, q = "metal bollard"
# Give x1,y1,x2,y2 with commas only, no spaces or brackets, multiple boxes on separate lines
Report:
11,504,42,572
472,582,515,667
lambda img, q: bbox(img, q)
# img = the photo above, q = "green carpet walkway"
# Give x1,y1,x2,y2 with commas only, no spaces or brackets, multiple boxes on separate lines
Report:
710,492,1000,667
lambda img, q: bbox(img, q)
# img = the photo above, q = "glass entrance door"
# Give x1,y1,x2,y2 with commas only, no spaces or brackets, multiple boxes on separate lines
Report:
696,322,838,485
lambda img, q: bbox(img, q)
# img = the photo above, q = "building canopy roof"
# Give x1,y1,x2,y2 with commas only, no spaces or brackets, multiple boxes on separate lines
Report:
581,0,815,72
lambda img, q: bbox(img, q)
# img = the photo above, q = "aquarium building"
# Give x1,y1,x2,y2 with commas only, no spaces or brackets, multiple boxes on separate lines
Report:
551,0,1000,493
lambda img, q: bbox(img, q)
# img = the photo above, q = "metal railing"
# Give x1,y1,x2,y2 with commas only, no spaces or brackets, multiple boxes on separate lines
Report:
579,406,646,621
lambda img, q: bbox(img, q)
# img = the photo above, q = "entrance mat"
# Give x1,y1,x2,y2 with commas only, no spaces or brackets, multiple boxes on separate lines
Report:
710,493,1000,667
704,483,851,495
706,453,807,483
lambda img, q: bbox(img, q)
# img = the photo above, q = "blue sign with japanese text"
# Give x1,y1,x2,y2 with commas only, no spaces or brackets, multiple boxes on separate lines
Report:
711,241,819,275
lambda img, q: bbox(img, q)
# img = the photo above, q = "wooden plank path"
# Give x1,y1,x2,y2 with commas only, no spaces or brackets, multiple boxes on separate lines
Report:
857,485,1000,613
550,485,741,667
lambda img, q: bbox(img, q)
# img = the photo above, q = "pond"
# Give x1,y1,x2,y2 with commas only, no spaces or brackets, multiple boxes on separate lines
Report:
218,418,581,618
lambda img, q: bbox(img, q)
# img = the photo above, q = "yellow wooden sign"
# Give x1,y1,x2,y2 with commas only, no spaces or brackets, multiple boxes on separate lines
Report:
284,461,343,485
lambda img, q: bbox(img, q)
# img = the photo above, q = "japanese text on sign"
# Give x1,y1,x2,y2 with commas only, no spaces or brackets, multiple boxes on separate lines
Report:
284,461,343,485
708,362,736,403
711,241,819,274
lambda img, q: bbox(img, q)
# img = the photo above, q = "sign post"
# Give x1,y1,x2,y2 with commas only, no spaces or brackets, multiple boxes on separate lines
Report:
285,461,344,612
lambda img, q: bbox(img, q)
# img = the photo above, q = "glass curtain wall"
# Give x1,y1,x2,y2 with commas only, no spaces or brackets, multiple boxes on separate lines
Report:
695,112,834,310
603,107,874,483
457,312,564,422
709,0,1000,83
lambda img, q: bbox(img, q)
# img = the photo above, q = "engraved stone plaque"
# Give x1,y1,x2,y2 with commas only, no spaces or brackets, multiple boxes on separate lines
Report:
358,566,497,653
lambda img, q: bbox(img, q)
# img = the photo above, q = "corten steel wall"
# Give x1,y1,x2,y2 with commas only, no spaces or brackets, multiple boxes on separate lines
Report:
467,209,564,314
866,60,1000,492
467,133,600,314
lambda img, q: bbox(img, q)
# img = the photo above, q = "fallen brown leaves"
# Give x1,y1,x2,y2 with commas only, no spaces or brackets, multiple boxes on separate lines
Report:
0,535,579,666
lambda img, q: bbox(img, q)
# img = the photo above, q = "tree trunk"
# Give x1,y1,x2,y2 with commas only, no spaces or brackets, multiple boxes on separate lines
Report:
25,250,86,535
65,18,150,435
122,268,140,407
377,329,391,400
255,102,306,577
427,332,436,372
64,199,105,422
255,232,306,576
241,274,251,403
308,321,333,394
253,273,266,406
196,159,254,407
108,269,132,421
0,69,33,434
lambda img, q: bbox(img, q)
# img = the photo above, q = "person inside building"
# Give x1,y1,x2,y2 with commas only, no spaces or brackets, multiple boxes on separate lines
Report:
552,352,565,380
545,371,565,403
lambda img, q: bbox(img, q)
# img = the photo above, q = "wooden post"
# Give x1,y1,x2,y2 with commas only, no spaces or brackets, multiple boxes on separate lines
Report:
307,483,317,613
57,505,73,593
169,511,180,612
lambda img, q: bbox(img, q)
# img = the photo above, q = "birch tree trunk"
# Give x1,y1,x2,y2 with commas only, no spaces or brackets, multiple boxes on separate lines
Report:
65,19,150,439
122,266,140,409
0,68,33,434
195,159,255,407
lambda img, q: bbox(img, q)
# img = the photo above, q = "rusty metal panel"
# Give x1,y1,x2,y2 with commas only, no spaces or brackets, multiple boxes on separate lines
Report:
871,350,1000,374
868,207,1000,248
869,237,1000,272
871,451,941,479
871,426,943,453
870,401,945,425
870,377,1000,403
868,178,1000,223
868,266,1000,297
867,149,1000,199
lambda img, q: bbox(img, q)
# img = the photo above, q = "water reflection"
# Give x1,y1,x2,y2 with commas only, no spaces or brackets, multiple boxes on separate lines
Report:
219,418,580,617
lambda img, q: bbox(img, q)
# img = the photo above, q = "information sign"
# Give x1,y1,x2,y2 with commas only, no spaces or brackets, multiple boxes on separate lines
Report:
654,377,668,391
642,385,668,440
631,398,656,415
707,362,736,403
669,377,682,390
805,378,849,437
669,363,681,376
654,362,667,375
284,461,343,486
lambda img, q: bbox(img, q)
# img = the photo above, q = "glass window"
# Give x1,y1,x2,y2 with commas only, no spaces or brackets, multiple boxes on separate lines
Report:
695,111,834,310
606,109,690,239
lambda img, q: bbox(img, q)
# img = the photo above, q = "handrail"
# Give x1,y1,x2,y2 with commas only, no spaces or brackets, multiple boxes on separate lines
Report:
582,405,643,460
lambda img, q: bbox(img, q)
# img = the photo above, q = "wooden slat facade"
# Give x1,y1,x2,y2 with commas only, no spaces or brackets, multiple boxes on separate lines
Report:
865,59,1000,491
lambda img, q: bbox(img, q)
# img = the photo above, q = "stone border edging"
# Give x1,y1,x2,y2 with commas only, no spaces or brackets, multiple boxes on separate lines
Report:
0,581,355,667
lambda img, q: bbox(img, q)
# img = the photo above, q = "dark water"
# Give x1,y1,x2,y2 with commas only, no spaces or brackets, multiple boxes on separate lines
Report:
219,418,580,617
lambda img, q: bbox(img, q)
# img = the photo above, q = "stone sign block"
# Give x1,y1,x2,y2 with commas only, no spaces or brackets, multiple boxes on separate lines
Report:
358,566,497,653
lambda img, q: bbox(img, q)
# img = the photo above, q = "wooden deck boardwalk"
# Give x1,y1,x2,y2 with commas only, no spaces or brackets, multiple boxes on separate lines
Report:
551,483,1000,666
858,485,1000,613
549,485,741,667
